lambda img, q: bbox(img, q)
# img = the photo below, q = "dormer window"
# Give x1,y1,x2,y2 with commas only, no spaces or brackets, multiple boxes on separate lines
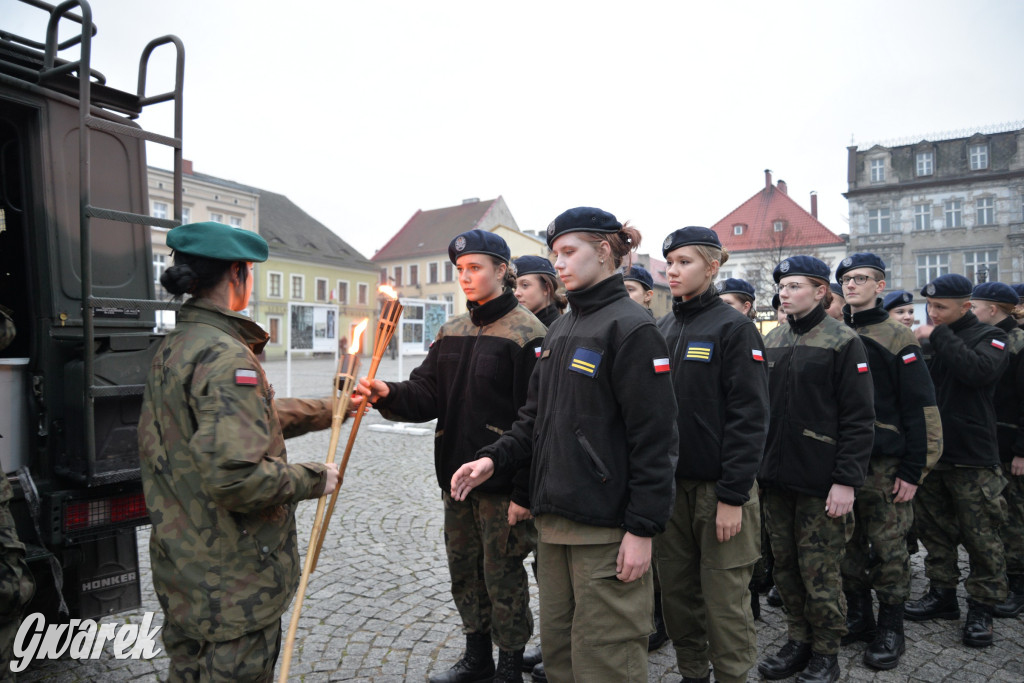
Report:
916,152,934,176
969,144,989,170
773,221,784,232
870,158,885,182
733,224,744,235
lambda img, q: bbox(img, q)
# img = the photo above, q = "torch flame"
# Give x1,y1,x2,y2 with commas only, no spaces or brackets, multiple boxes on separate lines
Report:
378,284,399,300
348,318,369,354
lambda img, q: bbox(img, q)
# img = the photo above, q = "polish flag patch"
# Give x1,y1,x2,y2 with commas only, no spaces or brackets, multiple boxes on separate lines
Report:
992,339,1006,350
752,349,765,362
535,346,542,358
653,357,671,374
235,369,259,386
857,362,869,374
902,352,918,365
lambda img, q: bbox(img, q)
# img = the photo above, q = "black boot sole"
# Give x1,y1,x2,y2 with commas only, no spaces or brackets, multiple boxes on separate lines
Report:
993,604,1024,618
863,642,905,671
840,628,876,646
757,661,810,680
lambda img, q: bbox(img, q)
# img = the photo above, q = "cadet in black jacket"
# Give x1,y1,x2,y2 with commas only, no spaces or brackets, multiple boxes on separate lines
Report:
970,282,1024,619
655,227,769,683
905,274,1009,649
513,254,565,328
451,207,679,683
757,256,875,683
836,253,942,671
358,230,546,683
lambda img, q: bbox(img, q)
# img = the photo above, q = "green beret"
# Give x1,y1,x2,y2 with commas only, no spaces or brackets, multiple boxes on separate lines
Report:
166,221,268,262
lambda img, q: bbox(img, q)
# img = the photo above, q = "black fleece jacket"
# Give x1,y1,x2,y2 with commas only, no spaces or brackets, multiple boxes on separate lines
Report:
994,317,1024,462
375,290,546,498
656,286,769,505
480,274,679,537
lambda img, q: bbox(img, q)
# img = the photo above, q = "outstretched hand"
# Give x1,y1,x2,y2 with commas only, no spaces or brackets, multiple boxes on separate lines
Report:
450,457,495,501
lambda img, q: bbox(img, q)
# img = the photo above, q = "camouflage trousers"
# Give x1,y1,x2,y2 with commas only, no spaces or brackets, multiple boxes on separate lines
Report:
1,505,36,683
655,479,760,683
442,491,535,650
763,488,853,655
840,456,912,604
162,615,281,682
1001,463,1024,575
914,464,1008,605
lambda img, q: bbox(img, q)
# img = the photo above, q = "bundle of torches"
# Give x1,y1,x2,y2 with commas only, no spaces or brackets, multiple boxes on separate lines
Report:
279,285,403,681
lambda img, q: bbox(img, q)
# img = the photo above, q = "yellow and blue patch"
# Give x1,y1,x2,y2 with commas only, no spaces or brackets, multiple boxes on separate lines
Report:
684,341,714,363
568,347,602,377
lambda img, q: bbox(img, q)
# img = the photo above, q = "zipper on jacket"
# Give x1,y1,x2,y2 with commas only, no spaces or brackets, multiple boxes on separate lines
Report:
575,428,609,482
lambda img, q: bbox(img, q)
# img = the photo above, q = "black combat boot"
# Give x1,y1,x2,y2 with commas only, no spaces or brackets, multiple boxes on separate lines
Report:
766,585,784,608
840,589,876,645
904,585,960,621
757,639,812,680
648,590,669,651
863,601,905,670
962,599,995,648
994,574,1024,618
680,672,710,683
494,648,523,683
530,662,546,682
519,646,542,672
428,633,495,683
795,652,839,683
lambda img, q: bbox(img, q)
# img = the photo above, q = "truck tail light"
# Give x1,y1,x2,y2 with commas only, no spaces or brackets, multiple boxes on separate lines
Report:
63,492,148,532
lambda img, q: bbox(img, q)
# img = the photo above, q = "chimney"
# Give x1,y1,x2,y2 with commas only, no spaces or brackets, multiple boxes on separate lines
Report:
777,179,787,195
764,169,772,189
810,191,818,218
182,159,193,175
462,197,480,205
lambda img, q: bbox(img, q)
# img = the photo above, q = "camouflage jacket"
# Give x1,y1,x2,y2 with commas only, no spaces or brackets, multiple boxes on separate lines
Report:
139,298,331,641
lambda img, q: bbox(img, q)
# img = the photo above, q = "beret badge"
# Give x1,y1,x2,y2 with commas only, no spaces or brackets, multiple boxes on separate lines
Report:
454,236,466,252
926,284,936,296
663,235,673,252
841,257,853,267
779,260,790,273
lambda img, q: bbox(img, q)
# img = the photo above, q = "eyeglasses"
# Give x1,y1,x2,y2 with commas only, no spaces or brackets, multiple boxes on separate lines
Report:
839,275,878,286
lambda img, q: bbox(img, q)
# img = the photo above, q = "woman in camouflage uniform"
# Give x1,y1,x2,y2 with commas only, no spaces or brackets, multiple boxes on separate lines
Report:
139,222,339,682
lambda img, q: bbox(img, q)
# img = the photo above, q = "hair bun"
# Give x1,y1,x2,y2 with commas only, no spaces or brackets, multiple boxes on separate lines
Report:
160,263,198,296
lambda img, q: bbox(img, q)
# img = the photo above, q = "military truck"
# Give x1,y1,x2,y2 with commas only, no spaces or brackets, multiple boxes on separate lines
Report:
1,0,184,619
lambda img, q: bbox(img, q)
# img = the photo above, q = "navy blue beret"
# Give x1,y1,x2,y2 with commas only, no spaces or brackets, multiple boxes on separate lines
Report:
717,277,755,299
1012,284,1024,301
167,221,269,262
448,229,510,265
512,255,556,278
662,226,721,258
773,255,830,284
882,290,914,311
546,207,621,248
971,282,1019,306
830,283,845,298
771,293,781,310
623,265,654,291
921,273,973,298
835,252,886,282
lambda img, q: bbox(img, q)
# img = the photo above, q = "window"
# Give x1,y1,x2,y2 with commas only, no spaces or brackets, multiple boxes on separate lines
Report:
268,272,282,298
429,262,438,284
913,203,932,231
944,200,962,228
444,262,454,282
228,216,242,229
964,250,999,283
733,224,744,235
336,280,349,304
379,267,388,284
916,152,933,177
181,207,191,223
315,277,328,302
916,253,949,288
393,266,403,287
870,158,885,182
358,283,369,305
409,264,419,286
969,144,989,170
210,212,223,222
267,316,282,345
291,275,304,299
718,269,733,280
976,197,995,226
867,208,891,234
152,201,168,219
443,294,454,316
152,253,166,283
773,221,784,232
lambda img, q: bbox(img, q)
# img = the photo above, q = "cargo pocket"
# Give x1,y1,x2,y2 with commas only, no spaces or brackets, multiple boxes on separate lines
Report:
979,468,1009,532
581,546,653,647
801,429,837,446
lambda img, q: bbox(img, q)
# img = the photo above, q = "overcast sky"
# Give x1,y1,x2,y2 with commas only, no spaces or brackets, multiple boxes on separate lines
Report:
6,0,1024,260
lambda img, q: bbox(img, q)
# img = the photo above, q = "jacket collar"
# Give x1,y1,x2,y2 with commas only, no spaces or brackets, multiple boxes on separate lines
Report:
788,303,826,335
566,273,629,315
177,298,270,354
672,284,720,320
949,310,978,333
843,299,888,327
996,316,1018,333
467,290,520,327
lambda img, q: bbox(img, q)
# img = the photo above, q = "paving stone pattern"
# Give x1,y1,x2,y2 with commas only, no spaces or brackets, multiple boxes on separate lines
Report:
18,357,1024,681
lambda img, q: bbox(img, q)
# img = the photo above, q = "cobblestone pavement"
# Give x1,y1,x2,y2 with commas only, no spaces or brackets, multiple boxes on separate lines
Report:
18,356,1024,681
